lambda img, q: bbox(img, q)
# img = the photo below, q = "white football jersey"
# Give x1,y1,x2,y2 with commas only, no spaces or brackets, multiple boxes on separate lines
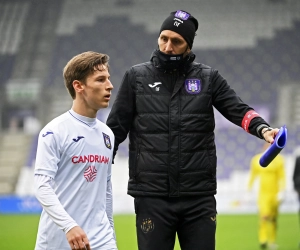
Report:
34,110,117,250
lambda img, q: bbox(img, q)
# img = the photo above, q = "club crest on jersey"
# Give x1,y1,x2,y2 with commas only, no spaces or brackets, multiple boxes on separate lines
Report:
185,79,201,94
102,132,112,149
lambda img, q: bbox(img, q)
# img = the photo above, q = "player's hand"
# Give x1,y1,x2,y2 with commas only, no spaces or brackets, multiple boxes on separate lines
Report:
66,226,91,250
262,127,280,144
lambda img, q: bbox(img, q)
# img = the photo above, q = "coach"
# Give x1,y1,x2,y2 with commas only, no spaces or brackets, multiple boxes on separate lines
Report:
107,9,279,250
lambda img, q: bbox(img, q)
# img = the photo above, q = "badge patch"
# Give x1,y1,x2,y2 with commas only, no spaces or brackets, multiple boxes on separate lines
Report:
185,79,201,94
141,218,155,233
102,132,112,149
175,10,190,20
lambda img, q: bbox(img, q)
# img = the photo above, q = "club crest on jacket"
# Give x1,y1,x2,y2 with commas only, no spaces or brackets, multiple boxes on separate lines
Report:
185,79,201,94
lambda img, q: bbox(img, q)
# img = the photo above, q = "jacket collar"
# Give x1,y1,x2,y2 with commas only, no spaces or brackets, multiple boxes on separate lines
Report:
150,49,196,73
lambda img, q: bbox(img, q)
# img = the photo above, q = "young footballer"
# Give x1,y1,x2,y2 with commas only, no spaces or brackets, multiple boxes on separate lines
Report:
34,51,117,250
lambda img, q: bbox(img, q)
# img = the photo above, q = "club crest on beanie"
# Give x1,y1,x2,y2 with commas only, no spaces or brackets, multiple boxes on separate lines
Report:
159,10,198,49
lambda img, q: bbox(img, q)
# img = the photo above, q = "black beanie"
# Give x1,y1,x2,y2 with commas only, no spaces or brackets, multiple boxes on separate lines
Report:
159,10,198,49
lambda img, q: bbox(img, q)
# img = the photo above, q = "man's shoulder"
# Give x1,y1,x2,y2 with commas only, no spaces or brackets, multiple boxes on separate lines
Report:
37,112,70,140
192,62,212,69
43,112,70,129
190,62,213,77
124,61,153,77
97,120,114,138
131,61,152,70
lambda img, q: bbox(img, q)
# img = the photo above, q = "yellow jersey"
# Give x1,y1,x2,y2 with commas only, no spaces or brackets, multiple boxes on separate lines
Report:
248,153,285,196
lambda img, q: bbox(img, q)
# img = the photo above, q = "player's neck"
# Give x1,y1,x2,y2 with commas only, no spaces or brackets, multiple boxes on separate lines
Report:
72,101,97,118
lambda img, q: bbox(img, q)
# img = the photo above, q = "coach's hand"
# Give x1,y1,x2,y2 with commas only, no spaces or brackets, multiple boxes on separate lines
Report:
66,226,91,250
262,127,280,144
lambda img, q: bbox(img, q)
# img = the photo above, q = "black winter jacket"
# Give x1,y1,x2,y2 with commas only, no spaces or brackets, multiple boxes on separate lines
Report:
106,50,269,197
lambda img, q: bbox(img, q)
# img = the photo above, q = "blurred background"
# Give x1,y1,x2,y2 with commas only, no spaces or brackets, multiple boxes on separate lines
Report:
0,0,300,221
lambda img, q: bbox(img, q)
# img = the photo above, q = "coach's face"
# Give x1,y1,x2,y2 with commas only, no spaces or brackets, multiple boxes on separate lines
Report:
158,30,190,56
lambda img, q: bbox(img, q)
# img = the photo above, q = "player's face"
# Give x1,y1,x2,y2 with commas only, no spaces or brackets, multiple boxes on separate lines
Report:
83,65,113,110
158,30,190,55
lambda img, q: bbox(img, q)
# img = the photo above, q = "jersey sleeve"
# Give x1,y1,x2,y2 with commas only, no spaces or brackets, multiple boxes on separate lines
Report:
211,70,269,137
34,127,60,178
34,174,78,233
106,177,116,239
105,128,116,237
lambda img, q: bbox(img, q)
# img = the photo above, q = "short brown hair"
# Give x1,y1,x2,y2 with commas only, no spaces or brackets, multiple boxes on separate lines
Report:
63,51,110,99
